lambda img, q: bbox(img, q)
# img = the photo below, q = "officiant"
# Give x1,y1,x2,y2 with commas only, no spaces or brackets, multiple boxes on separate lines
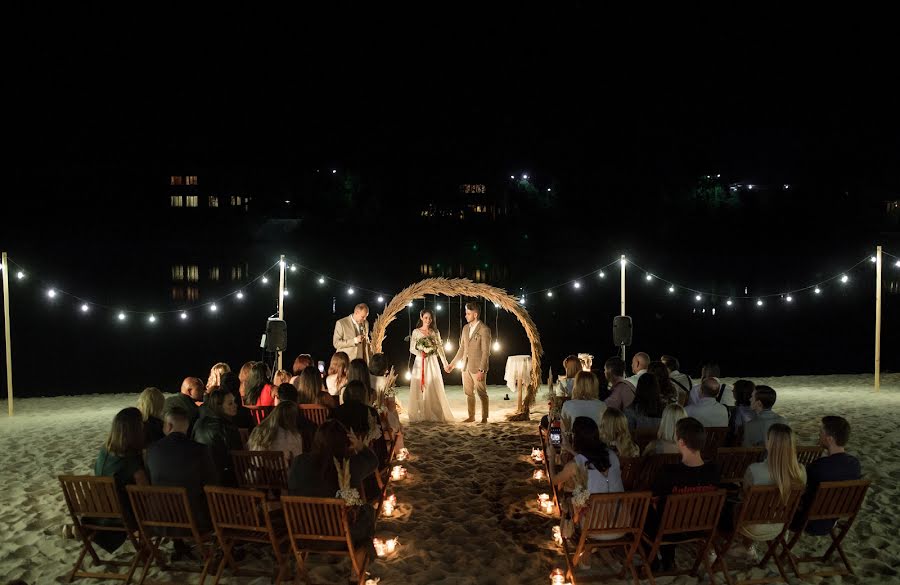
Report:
333,303,371,362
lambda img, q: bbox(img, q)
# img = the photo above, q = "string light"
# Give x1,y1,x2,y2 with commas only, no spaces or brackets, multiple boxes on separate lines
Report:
456,360,464,370
436,304,443,311
620,258,627,267
282,290,289,296
841,275,849,283
598,271,605,278
520,296,526,305
16,271,25,280
896,260,900,268
80,304,89,313
262,277,269,284
210,303,218,312
870,257,877,263
47,289,57,298
492,340,501,351
786,295,793,302
757,299,764,307
668,286,675,293
546,291,553,297
347,288,355,295
117,312,126,321
645,274,653,281
148,315,156,323
180,312,188,320
290,265,297,272
573,281,581,289
378,296,384,303
726,299,733,306
318,277,325,284
236,292,244,299
407,301,414,307
404,371,411,381
444,340,453,351
814,287,821,294
695,294,702,302
494,303,500,309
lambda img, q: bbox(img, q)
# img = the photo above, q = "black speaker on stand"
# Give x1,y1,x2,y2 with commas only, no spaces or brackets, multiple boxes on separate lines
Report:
265,318,287,352
613,315,632,361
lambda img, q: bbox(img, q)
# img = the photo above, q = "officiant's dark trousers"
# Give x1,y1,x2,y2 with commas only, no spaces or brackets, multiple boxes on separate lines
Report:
463,370,489,421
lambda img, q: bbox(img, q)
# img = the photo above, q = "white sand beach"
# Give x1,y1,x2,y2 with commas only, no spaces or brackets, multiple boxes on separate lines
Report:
1,374,898,584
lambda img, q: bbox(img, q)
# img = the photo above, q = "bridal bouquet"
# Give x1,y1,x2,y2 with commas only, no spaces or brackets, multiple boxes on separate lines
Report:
334,457,364,508
415,335,438,356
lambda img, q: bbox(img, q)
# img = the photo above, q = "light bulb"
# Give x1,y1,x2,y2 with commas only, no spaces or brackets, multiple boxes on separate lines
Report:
148,315,156,323
117,312,126,321
436,304,442,311
547,291,553,297
444,341,453,351
456,361,464,370
407,301,413,307
80,304,89,312
620,258,627,267
695,294,702,302
318,277,325,284
332,169,337,174
404,371,411,381
282,290,289,296
494,303,500,309
668,286,675,293
378,296,384,303
814,287,821,294
786,295,793,302
726,299,733,306
492,341,501,351
210,304,217,312
573,282,581,289
840,275,848,283
290,265,297,272
47,289,56,298
598,271,605,278
520,297,526,305
895,260,900,268
522,174,528,180
510,175,515,179
262,277,269,284
237,292,244,299
645,274,652,281
870,257,877,263
16,271,25,279
347,288,355,295
757,299,764,307
180,312,188,319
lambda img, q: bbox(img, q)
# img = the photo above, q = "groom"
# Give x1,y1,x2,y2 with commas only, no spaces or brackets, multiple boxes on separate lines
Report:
446,302,492,422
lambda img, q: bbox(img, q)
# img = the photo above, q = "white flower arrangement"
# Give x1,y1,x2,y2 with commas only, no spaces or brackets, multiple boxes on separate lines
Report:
334,457,364,507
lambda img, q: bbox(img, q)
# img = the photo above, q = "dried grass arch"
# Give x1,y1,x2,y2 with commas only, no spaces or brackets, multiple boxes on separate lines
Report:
371,278,543,421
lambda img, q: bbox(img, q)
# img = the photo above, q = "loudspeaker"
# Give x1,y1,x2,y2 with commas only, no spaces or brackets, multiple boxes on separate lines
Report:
613,315,633,347
265,318,287,352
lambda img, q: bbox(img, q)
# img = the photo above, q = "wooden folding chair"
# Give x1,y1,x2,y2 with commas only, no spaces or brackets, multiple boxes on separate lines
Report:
632,427,659,453
702,427,729,460
640,489,727,585
282,496,371,585
619,457,642,491
374,431,403,505
781,479,871,579
126,485,216,585
58,475,142,584
632,453,681,491
298,404,330,426
713,485,803,585
563,491,652,585
204,485,290,584
715,448,766,486
231,450,290,492
539,427,561,513
245,405,274,425
795,445,825,466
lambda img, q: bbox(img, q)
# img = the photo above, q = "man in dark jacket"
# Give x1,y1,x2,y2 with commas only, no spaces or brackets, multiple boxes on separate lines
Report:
164,377,203,433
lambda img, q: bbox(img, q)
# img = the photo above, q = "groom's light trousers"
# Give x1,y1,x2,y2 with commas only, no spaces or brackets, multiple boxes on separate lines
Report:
462,370,489,421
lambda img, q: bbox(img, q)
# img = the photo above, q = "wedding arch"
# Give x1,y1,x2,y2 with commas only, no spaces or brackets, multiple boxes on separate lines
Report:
371,278,543,421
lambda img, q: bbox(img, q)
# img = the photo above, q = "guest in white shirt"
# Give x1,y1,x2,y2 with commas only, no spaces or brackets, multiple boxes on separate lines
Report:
689,363,734,407
560,371,606,437
325,352,350,397
661,355,692,400
625,352,650,387
685,377,730,428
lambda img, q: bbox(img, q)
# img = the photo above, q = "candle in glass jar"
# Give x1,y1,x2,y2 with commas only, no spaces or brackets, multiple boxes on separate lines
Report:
533,469,545,480
550,568,566,584
538,493,550,503
373,538,386,557
386,537,398,553
552,526,563,546
543,500,555,514
383,500,394,517
391,466,406,480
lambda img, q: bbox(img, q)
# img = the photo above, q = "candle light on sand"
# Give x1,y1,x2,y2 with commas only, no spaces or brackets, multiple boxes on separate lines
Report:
374,538,386,557
391,466,406,481
552,526,563,546
382,499,394,517
533,469,545,481
538,493,550,503
550,568,566,584
543,500,556,514
531,447,543,461
385,537,399,554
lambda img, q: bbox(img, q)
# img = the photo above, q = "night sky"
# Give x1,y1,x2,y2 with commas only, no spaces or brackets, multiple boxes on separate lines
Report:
5,9,899,393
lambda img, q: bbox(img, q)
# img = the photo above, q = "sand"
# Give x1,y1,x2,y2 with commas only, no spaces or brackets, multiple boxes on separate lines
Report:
1,373,898,584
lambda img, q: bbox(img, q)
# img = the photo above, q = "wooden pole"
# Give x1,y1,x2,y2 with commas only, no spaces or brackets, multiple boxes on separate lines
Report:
277,254,286,373
2,252,13,416
875,246,882,392
620,255,626,361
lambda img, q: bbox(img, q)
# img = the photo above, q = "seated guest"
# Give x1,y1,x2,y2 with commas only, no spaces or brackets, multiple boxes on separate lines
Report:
280,378,319,448
727,379,756,445
273,369,292,387
211,371,255,431
145,407,217,536
560,371,606,436
689,363,734,407
661,355,692,400
741,385,786,447
556,355,581,398
238,361,254,402
243,361,274,407
326,352,350,397
164,377,203,430
205,362,231,394
625,373,664,431
626,352,650,388
292,353,314,376
739,423,806,560
248,401,304,463
334,380,384,449
295,367,337,409
288,420,377,581
599,408,640,458
643,404,687,455
603,356,636,411
686,376,730,428
192,389,243,486
648,417,721,570
93,407,147,552
792,416,862,535
274,382,298,405
347,359,375,406
647,361,680,405
137,386,165,445
555,416,623,495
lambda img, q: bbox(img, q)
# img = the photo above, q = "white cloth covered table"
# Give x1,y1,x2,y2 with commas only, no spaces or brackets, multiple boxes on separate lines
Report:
504,355,532,392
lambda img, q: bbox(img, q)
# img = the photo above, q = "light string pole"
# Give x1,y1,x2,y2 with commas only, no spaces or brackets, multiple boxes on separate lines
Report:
2,252,13,416
875,245,882,392
277,254,286,372
620,254,626,362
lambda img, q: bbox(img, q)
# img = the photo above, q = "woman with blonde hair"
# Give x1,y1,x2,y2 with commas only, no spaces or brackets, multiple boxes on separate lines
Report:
206,362,231,392
642,404,687,455
136,387,165,444
273,369,292,387
739,423,806,558
326,352,350,397
248,401,304,463
556,355,581,398
599,408,640,458
560,371,606,436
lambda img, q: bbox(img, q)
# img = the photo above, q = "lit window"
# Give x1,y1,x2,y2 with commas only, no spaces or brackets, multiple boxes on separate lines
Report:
209,267,220,281
171,265,184,281
230,195,243,206
171,286,184,300
170,195,183,207
186,286,199,301
186,176,198,186
186,196,198,207
231,266,243,280
208,196,219,208
187,266,199,282
170,176,183,186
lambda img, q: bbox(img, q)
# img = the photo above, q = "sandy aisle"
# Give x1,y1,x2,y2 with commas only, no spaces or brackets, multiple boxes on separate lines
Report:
1,374,898,584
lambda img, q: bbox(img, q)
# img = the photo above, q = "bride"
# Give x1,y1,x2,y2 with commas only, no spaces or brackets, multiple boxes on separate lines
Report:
408,308,454,422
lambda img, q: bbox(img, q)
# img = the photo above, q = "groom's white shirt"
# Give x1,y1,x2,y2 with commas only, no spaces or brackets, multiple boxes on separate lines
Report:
469,320,480,339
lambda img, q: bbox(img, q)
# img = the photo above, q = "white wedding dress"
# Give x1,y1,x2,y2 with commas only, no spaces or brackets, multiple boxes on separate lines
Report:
407,329,454,422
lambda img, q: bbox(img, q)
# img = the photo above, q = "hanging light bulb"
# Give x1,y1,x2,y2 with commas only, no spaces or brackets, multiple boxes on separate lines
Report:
786,295,793,302
444,340,453,351
895,260,900,268
598,271,605,278
456,360,464,370
695,294,702,302
262,276,269,284
492,340,501,351
870,256,877,263
80,304,89,313
347,288,355,295
148,314,157,323
645,274,652,281
16,271,25,279
180,312,188,320
404,371,412,381
494,303,500,309
210,303,218,312
520,296,526,305
620,257,627,267
840,275,849,283
282,289,290,296
573,281,581,289
436,304,443,311
117,312,126,321
378,296,384,303
668,286,675,293
726,299,733,306
757,299,764,307
407,301,414,307
814,287,822,294
290,264,297,272
546,291,553,297
47,289,57,298
237,291,244,299
318,277,325,284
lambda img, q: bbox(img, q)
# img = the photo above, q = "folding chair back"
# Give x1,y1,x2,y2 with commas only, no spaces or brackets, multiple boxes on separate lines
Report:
238,428,250,448
795,445,825,466
702,426,729,460
715,447,766,485
632,426,659,452
58,475,141,583
230,450,289,491
618,456,641,491
737,484,804,527
298,404,330,426
282,496,369,585
633,453,680,490
245,405,274,425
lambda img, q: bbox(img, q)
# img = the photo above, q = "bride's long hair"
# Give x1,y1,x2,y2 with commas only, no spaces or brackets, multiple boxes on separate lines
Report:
415,308,437,332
